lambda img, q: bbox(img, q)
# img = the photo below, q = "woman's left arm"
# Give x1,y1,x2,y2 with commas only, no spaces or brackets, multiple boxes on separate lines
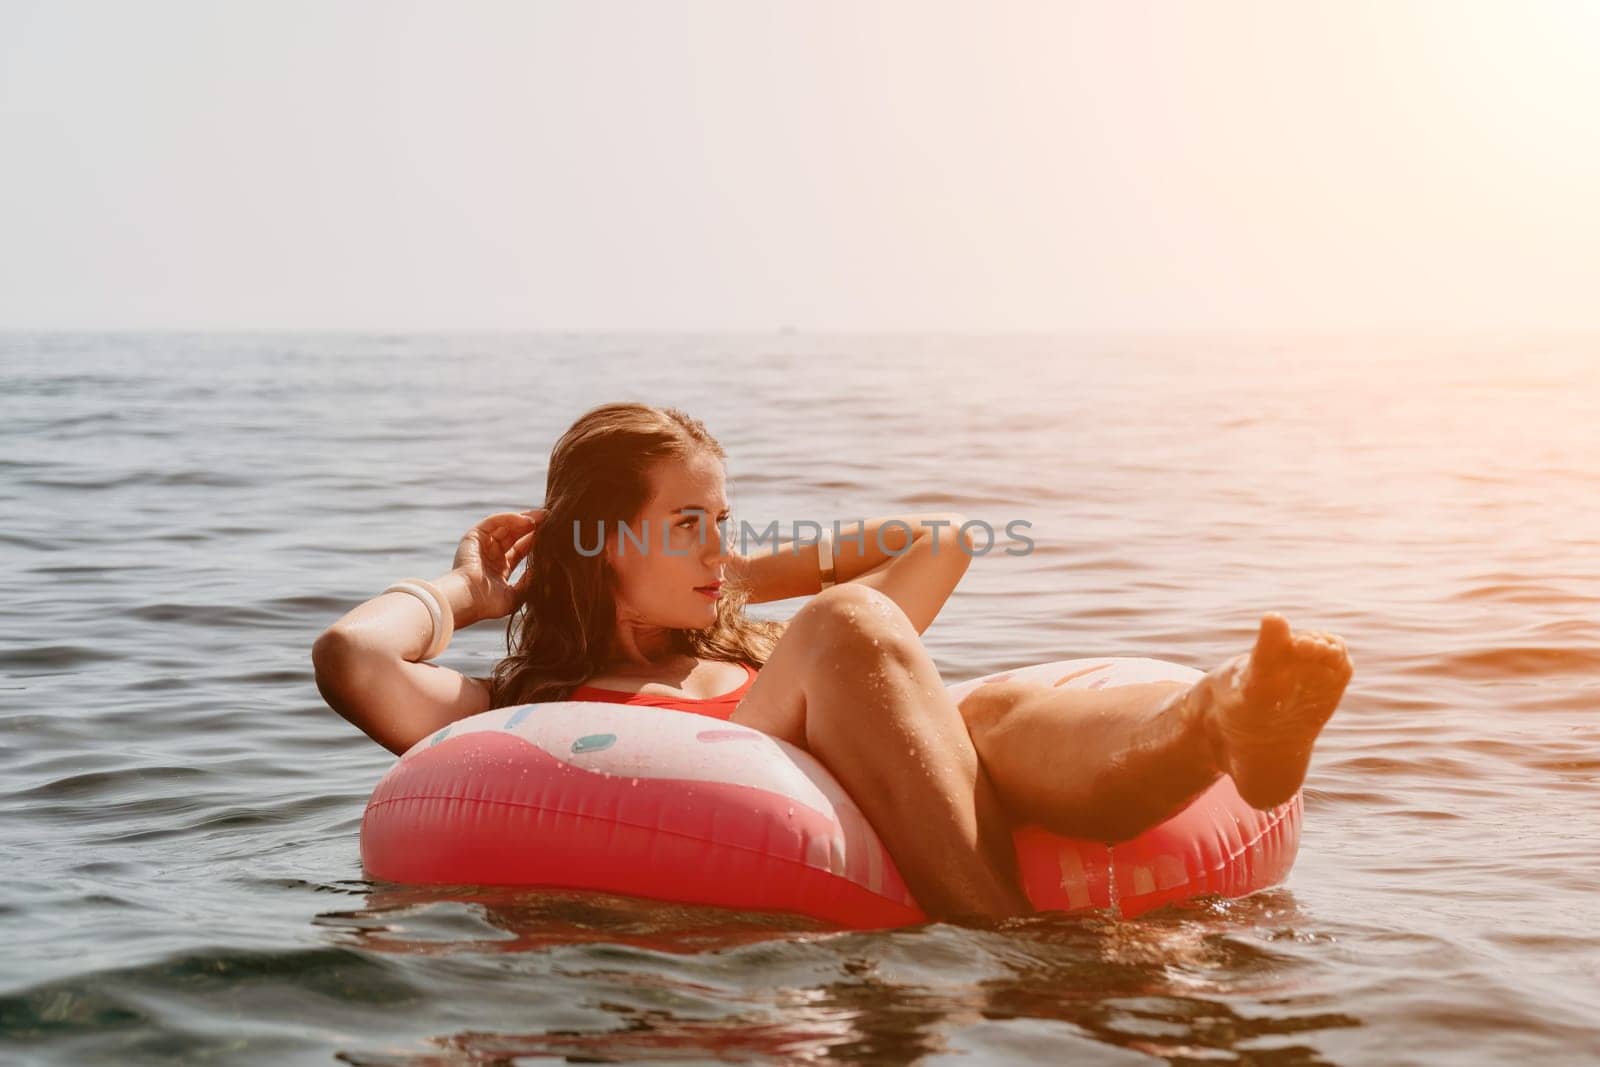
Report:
730,512,975,635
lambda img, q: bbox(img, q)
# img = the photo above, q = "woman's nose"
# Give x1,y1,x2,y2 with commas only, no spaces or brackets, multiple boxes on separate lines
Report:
702,518,732,562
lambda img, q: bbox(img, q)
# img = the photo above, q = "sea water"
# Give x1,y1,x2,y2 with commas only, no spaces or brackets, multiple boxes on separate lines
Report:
3,331,1597,1063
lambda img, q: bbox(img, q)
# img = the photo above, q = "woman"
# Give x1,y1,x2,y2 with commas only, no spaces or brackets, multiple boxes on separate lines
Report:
313,402,1353,922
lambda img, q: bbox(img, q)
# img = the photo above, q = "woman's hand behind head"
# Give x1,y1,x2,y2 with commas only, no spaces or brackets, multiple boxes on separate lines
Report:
452,508,546,621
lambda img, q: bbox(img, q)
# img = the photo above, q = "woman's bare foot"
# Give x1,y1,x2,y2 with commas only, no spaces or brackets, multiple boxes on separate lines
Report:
1191,613,1353,810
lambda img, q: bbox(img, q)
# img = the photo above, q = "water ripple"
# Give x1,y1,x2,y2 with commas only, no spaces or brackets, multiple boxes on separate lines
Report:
2,332,1598,1064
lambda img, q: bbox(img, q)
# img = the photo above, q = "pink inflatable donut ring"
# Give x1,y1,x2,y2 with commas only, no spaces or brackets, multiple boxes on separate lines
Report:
360,656,1301,928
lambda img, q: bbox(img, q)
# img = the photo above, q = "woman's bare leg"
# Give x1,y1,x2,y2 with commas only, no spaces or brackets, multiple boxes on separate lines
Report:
956,614,1353,842
731,583,1032,922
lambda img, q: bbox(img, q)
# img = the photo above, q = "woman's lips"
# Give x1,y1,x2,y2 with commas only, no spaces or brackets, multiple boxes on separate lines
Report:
696,583,722,599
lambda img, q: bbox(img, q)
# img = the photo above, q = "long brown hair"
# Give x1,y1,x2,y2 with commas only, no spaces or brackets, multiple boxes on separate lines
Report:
487,402,786,709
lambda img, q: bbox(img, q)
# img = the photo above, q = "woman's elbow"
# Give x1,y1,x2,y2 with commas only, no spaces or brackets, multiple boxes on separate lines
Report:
311,628,353,680
311,630,365,715
932,515,978,566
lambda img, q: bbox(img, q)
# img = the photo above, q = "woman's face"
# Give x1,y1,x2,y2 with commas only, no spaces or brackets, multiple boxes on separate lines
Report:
606,452,733,631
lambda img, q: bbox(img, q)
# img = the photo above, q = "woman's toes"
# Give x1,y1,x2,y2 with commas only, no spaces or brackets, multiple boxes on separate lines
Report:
1253,615,1294,663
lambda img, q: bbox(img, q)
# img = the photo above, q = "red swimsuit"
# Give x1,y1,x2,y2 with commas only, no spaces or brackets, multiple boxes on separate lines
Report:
564,662,759,722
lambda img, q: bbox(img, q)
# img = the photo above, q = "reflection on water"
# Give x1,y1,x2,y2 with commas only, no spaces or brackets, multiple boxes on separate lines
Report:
317,885,828,956
313,885,1360,1065
3,332,1598,1063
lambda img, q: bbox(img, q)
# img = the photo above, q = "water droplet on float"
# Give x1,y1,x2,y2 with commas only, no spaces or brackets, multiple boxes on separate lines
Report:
787,805,795,817
631,777,639,786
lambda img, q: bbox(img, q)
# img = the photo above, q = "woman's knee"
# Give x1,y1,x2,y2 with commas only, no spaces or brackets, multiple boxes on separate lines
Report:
791,583,920,658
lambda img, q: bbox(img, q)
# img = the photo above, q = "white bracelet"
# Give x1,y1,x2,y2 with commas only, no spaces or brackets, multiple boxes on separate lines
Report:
817,526,836,590
383,579,453,660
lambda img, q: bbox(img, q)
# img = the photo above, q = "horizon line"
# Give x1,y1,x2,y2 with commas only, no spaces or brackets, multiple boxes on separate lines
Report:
4,325,1599,338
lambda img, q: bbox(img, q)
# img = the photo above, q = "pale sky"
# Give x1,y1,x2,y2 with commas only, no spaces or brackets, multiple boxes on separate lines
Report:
1,0,1596,332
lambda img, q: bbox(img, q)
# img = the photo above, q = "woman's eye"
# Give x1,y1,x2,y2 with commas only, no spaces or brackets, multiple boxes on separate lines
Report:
678,514,731,531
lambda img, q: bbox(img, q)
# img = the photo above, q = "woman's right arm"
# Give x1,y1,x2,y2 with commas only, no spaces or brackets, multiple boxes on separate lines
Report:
312,507,544,756
311,568,494,756
732,513,972,634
